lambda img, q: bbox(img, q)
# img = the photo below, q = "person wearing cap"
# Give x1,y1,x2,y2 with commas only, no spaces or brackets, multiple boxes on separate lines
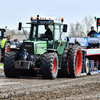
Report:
41,25,52,40
87,26,97,37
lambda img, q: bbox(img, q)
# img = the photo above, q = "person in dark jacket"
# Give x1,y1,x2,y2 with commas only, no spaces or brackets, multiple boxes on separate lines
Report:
87,26,97,37
44,25,52,40
41,25,52,40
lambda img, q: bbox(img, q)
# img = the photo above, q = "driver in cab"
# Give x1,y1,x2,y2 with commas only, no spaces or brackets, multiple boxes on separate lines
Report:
41,25,52,40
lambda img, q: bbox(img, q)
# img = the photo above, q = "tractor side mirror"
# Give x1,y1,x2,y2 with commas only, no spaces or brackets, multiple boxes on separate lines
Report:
63,24,67,32
3,29,6,32
18,22,22,30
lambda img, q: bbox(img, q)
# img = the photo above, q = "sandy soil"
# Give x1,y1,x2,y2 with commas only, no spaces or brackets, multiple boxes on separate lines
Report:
0,72,99,100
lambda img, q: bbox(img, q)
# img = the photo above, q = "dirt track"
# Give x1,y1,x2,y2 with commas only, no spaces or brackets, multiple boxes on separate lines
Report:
0,71,100,100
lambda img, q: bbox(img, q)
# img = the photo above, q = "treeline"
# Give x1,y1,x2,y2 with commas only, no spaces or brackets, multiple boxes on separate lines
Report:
5,29,29,36
69,16,95,37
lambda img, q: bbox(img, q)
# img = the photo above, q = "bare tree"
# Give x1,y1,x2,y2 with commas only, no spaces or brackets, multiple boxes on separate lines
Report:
10,30,15,36
24,29,29,35
5,29,11,36
83,15,94,34
69,22,85,37
69,16,94,37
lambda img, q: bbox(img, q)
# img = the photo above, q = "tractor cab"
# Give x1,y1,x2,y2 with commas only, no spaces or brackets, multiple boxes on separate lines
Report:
18,15,67,54
19,15,67,41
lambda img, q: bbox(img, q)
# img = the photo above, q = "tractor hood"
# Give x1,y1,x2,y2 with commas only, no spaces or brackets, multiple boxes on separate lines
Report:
23,40,47,55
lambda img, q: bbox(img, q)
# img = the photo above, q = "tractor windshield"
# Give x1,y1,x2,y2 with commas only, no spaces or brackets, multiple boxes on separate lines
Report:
38,25,53,37
55,24,66,41
30,24,53,40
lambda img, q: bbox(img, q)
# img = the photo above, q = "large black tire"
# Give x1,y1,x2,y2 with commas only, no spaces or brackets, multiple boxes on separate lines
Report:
4,51,20,78
69,45,82,78
58,48,69,77
21,68,38,77
40,52,58,79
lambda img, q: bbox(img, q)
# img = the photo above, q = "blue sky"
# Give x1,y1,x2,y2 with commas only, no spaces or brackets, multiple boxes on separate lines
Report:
0,0,100,32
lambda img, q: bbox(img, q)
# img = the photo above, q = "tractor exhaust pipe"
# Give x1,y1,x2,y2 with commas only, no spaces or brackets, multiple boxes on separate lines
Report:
36,15,39,41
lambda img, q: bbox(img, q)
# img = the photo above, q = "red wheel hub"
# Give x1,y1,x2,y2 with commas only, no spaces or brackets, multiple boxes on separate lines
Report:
52,59,56,74
75,50,82,75
6,47,10,52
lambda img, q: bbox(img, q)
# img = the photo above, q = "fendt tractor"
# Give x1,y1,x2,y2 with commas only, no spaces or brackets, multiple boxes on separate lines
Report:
0,27,10,62
3,15,100,79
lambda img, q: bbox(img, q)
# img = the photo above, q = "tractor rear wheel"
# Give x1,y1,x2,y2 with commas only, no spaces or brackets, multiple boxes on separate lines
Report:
40,52,58,79
69,45,82,78
4,51,20,78
58,48,69,77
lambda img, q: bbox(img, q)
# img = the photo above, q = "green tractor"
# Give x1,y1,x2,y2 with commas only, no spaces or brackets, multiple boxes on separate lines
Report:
4,15,82,79
0,28,10,62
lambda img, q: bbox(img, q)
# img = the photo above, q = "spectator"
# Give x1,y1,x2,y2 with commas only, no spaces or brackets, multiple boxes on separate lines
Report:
87,26,97,37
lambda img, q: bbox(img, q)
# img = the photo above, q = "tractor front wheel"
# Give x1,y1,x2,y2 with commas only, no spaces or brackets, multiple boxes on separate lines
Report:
40,52,58,79
4,51,20,78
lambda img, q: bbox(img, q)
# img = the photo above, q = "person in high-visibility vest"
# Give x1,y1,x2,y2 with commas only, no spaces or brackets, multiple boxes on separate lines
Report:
1,39,6,59
1,39,6,49
0,29,10,62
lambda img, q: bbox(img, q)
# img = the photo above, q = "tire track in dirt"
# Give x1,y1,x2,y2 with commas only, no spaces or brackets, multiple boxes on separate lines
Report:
0,72,100,100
